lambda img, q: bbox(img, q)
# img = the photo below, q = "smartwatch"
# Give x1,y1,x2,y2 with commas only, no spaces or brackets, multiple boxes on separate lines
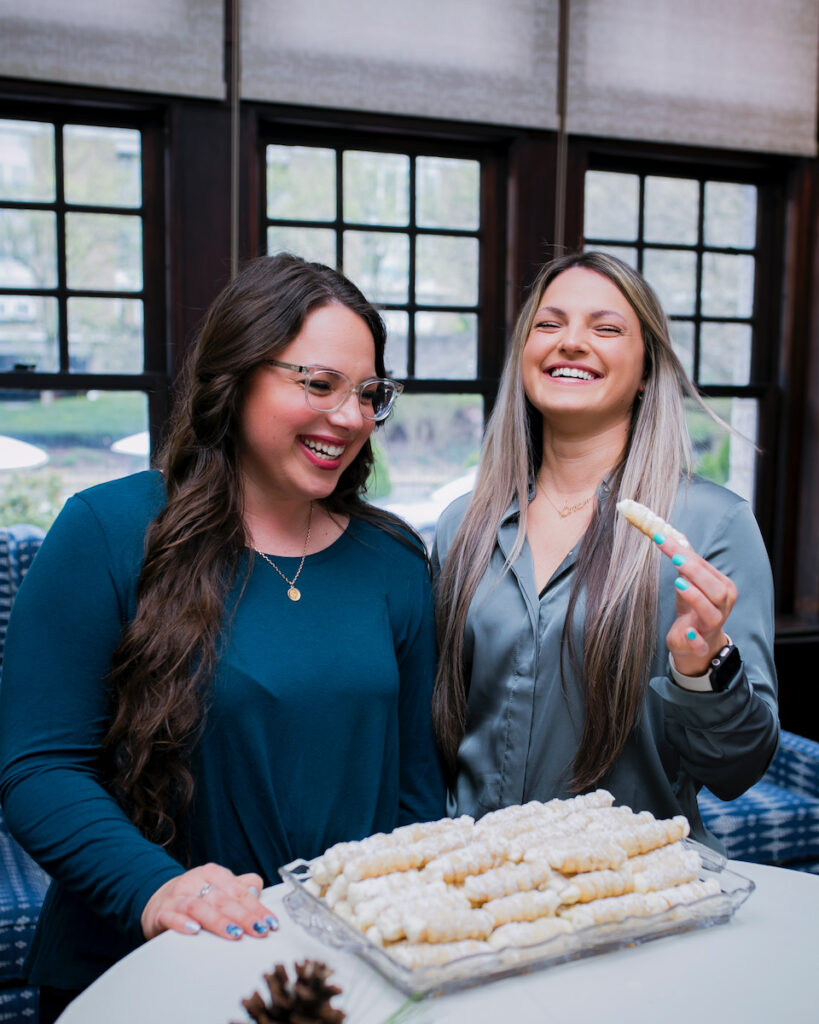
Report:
708,639,741,693
669,634,741,693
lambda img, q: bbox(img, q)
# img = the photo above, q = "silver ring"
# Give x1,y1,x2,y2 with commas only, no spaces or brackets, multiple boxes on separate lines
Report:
197,883,213,899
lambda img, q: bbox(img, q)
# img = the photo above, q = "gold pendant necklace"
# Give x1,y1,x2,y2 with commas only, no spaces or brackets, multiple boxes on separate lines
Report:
254,502,313,601
537,478,595,518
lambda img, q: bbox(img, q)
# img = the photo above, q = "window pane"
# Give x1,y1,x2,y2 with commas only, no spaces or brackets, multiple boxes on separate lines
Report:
68,298,144,373
0,295,58,372
416,156,479,230
643,248,698,316
584,243,638,267
66,213,143,291
267,226,337,267
584,171,639,241
686,396,757,503
343,230,409,304
699,322,752,385
343,151,409,226
669,319,694,380
382,310,408,378
644,176,699,245
0,209,57,288
704,182,757,249
702,253,755,318
64,125,142,208
415,312,477,379
0,390,149,530
267,145,335,221
0,119,55,202
372,393,484,546
416,235,479,306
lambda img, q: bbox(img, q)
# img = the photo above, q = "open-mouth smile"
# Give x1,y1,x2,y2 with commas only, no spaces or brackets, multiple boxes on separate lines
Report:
300,436,346,462
547,365,601,381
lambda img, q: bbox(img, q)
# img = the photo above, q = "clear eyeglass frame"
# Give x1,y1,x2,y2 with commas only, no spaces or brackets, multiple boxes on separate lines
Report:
266,358,404,422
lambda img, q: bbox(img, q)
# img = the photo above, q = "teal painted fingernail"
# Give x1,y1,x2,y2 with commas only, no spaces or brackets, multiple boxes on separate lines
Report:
248,885,260,898
653,532,666,545
265,915,279,931
686,629,697,641
226,923,242,938
185,920,201,933
672,554,686,566
674,577,688,591
252,920,269,935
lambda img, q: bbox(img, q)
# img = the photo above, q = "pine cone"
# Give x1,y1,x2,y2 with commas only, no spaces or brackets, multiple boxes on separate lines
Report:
235,959,345,1024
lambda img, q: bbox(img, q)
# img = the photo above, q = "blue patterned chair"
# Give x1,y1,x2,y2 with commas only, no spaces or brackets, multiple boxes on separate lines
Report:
699,730,819,873
0,524,49,1022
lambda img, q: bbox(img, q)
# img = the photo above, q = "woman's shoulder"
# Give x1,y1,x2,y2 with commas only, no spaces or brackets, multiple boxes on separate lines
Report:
675,474,749,516
434,491,472,540
349,512,428,565
673,474,760,550
66,470,167,539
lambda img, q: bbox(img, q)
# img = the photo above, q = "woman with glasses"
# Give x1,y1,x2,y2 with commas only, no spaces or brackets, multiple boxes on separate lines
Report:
432,251,777,845
0,254,445,1019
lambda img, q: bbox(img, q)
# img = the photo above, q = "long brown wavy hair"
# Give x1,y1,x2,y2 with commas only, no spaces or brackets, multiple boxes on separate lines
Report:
433,251,717,791
103,254,413,847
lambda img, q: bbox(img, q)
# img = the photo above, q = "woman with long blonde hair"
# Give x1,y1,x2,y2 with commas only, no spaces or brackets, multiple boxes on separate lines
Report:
433,251,777,842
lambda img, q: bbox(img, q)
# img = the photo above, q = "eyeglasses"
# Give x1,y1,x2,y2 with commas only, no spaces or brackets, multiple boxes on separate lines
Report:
267,359,404,422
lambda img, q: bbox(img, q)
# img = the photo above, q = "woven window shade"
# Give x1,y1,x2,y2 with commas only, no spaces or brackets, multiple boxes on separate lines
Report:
0,0,225,100
240,0,560,130
567,0,818,156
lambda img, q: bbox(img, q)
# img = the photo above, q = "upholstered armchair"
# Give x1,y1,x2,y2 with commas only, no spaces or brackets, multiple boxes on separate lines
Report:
699,730,819,873
0,524,49,1022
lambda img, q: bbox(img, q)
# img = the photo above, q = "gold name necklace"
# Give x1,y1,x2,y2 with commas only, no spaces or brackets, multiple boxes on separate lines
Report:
537,478,595,518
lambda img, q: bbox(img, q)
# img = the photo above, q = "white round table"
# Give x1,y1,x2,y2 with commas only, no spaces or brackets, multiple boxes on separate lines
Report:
57,861,819,1024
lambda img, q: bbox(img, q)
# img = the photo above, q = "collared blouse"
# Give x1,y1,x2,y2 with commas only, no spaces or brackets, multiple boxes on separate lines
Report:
432,474,779,849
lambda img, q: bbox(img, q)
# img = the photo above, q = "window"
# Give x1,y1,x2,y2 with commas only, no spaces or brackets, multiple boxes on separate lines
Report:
583,167,765,504
263,130,504,544
0,111,165,529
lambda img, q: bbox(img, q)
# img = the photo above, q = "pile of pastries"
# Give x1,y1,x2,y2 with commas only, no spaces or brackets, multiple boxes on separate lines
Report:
305,790,721,969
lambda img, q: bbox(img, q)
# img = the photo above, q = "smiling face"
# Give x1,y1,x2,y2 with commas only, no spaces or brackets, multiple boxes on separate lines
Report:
238,301,377,508
521,266,646,436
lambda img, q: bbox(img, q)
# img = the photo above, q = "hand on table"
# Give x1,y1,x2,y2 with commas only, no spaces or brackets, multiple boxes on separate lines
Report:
141,863,279,941
653,531,737,679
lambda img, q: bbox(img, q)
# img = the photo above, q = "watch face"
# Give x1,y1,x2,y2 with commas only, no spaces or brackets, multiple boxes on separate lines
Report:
710,644,741,692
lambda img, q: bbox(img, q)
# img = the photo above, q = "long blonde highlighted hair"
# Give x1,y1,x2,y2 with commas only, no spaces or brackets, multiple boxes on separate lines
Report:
433,251,707,790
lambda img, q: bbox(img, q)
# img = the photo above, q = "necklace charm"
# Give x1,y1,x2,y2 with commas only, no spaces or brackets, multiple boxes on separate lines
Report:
254,502,313,602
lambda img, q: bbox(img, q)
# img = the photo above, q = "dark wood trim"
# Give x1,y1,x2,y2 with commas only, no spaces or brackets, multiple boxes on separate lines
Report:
506,133,557,315
166,100,233,376
776,160,819,628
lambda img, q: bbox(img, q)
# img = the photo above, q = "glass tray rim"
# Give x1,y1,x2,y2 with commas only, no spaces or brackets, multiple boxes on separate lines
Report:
278,839,754,998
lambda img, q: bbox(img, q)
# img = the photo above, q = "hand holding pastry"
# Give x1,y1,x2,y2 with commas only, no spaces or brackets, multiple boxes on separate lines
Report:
617,499,738,678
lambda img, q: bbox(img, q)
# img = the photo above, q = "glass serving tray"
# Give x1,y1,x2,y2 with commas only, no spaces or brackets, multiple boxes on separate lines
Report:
278,840,754,998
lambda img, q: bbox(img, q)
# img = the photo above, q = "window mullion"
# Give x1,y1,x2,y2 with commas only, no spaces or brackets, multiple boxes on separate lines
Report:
54,119,69,373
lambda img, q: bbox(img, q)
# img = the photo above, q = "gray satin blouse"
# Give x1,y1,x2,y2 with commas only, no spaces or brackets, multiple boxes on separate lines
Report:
432,475,779,850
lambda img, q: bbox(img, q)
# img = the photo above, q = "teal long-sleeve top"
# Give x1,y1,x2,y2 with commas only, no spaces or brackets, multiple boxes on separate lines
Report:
0,471,445,990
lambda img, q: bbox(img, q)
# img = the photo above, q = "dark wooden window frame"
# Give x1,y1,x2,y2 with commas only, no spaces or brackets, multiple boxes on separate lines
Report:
246,105,514,420
561,140,793,566
0,84,170,435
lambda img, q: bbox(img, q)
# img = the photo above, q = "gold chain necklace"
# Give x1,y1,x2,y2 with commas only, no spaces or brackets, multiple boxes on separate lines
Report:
537,478,595,518
254,502,313,602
